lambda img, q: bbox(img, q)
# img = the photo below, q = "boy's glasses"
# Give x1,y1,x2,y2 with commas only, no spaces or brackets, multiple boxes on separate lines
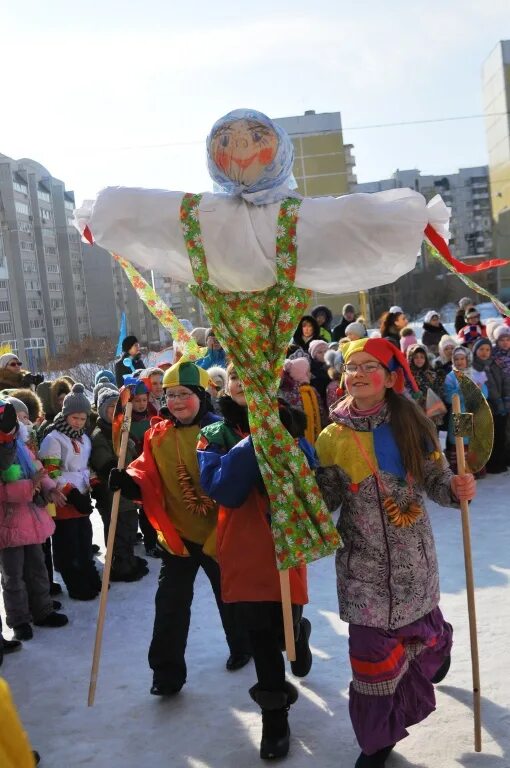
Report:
343,362,384,375
166,392,193,402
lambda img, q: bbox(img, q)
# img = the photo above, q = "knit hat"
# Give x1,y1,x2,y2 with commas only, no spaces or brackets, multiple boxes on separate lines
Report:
464,307,480,320
459,297,473,309
163,361,211,390
439,334,457,351
139,367,164,381
283,357,311,384
121,335,138,354
0,353,20,368
207,365,228,391
343,337,418,394
5,396,29,418
452,345,471,370
97,388,119,421
486,318,503,342
344,322,366,340
62,383,91,416
342,303,355,315
457,324,483,346
324,349,337,369
473,337,492,354
494,324,510,341
122,377,149,396
94,369,116,386
400,332,418,354
93,378,119,406
308,340,329,359
424,310,440,323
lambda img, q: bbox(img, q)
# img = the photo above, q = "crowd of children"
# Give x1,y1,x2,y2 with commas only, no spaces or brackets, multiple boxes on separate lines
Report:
1,297,507,766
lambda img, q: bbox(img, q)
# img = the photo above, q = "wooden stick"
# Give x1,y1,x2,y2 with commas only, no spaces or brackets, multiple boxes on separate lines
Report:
88,402,133,706
452,394,482,752
279,569,296,662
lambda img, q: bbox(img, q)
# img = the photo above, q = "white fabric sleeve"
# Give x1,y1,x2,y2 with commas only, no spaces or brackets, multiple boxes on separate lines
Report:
295,189,450,293
75,186,450,294
74,187,194,283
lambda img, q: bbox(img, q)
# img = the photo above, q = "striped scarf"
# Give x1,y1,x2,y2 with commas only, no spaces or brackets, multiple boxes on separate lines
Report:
46,412,86,440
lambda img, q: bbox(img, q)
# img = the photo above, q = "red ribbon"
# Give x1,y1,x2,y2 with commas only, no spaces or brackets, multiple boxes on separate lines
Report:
425,224,510,273
83,225,94,245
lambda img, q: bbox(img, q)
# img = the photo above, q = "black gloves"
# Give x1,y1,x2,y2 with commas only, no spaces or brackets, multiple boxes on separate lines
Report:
20,372,44,387
108,469,141,500
67,488,94,515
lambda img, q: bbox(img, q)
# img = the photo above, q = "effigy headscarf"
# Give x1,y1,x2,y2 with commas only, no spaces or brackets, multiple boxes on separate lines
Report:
206,108,297,205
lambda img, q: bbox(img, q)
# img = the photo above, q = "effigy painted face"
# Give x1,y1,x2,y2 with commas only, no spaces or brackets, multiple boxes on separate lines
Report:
210,119,279,187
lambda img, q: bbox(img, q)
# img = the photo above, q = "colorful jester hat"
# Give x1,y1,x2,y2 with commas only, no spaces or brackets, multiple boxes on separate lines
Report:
343,337,419,394
206,109,298,205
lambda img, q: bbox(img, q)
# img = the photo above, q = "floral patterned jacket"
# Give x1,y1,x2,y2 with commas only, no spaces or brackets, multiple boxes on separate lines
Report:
316,401,458,630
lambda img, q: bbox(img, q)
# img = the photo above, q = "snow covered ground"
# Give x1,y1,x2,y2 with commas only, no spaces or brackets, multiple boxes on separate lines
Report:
2,474,510,768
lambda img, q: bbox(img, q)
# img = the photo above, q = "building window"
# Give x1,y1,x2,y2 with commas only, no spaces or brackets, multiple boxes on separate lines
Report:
37,190,51,203
47,281,61,291
15,201,30,216
13,181,28,195
18,222,32,233
20,240,35,251
53,317,65,327
47,263,60,273
50,298,63,310
27,299,42,310
44,245,57,256
29,319,43,329
42,228,55,239
68,232,80,243
64,199,74,211
22,261,37,273
0,322,12,334
0,280,8,289
0,300,9,312
39,208,53,222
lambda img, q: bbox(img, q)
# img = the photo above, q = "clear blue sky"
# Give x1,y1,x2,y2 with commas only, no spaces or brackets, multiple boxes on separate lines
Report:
1,0,508,201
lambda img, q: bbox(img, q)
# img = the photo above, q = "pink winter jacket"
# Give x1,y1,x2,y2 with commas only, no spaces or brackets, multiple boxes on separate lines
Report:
0,474,56,549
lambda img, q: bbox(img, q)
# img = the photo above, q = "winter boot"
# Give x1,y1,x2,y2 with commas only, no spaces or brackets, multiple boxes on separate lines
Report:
34,612,69,628
2,636,22,654
354,745,395,768
226,652,252,671
13,623,33,641
290,618,312,678
249,681,298,760
431,654,451,684
50,581,62,596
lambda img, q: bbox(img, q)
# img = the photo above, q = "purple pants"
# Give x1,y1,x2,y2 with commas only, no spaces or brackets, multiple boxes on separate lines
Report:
349,607,453,755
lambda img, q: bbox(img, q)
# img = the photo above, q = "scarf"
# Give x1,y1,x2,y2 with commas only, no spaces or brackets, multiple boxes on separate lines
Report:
46,412,86,440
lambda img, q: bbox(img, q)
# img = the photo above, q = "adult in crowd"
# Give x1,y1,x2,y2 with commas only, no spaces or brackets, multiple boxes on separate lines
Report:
115,336,145,386
379,306,408,349
288,315,321,356
196,329,227,370
421,311,449,354
332,304,357,341
311,305,333,342
454,297,475,334
0,354,44,394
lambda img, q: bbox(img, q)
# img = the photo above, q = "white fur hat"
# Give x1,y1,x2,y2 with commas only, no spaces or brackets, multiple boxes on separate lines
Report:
494,324,510,341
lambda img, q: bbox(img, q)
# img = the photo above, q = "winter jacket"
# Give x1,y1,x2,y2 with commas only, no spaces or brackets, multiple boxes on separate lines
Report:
332,316,351,342
316,400,457,630
381,330,401,349
36,378,72,441
197,397,308,605
0,367,43,393
114,353,145,387
39,430,91,520
288,315,321,355
90,418,137,512
0,442,56,549
421,322,449,351
126,411,220,557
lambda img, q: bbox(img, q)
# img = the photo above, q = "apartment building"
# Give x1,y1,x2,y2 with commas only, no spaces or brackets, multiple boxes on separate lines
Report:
0,154,90,367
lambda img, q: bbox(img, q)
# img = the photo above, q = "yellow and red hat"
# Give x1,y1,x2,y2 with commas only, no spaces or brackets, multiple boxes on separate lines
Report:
343,337,418,394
